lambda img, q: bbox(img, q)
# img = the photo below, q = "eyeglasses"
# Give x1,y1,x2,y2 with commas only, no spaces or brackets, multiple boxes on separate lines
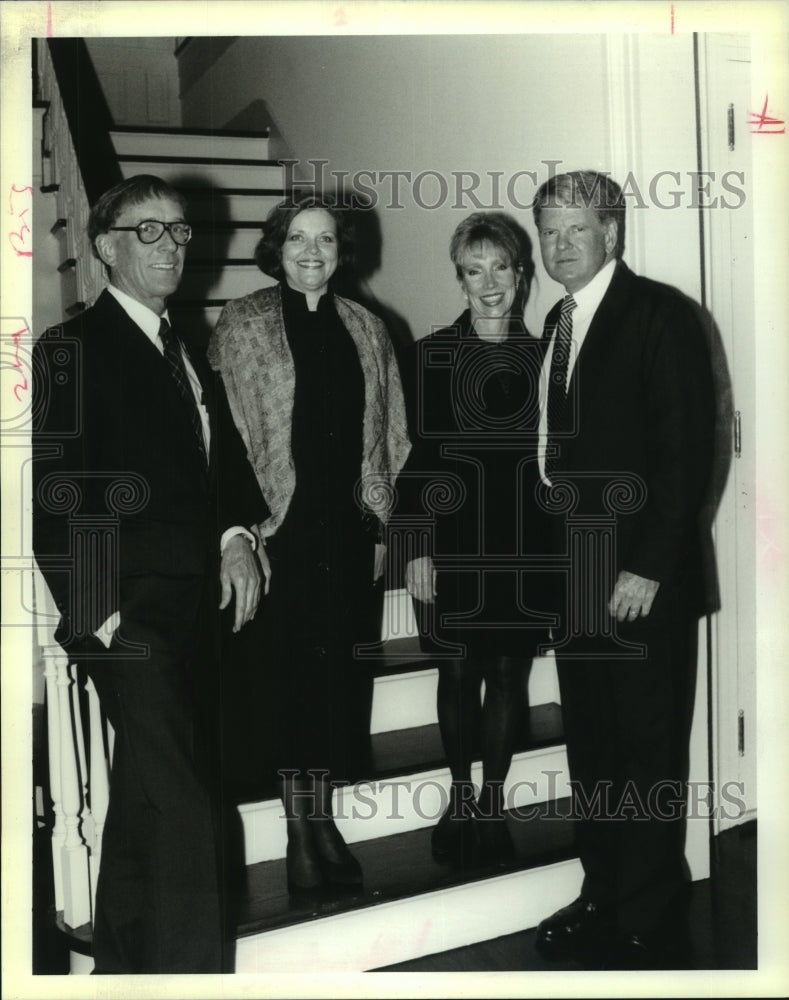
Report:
108,220,193,246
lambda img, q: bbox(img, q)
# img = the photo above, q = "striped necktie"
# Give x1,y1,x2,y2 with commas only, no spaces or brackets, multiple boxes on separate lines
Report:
545,294,577,477
158,318,208,467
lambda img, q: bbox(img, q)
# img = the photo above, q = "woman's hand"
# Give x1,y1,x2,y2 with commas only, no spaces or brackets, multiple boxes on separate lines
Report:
406,555,436,604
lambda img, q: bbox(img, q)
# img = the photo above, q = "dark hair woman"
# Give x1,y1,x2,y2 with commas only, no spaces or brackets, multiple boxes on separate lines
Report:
208,194,410,898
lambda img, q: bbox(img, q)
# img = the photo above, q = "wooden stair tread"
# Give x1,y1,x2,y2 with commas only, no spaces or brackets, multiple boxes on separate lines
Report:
229,702,563,805
111,125,271,138
116,153,281,166
372,703,563,778
235,798,575,938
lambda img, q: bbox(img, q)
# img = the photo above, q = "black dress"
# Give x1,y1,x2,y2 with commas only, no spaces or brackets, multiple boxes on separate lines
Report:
393,311,552,658
221,284,379,796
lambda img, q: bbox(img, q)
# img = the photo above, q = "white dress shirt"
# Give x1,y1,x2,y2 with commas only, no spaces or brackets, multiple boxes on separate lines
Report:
537,259,617,483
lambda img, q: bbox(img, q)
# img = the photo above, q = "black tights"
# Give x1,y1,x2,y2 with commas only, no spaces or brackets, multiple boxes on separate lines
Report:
437,655,531,818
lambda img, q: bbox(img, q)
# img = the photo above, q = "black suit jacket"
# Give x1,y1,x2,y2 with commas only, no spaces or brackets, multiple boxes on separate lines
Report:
32,289,268,655
547,261,715,626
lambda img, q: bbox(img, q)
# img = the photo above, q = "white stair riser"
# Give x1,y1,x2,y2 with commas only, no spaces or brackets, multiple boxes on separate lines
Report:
235,857,583,973
110,130,270,161
370,655,559,735
118,158,284,190
239,746,571,865
179,263,273,301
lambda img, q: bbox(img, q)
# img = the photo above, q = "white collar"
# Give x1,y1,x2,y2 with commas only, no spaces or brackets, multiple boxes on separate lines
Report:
107,284,170,345
568,257,617,318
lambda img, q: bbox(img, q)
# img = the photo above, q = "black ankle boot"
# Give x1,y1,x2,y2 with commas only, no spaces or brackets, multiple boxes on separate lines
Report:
285,838,326,900
311,819,363,889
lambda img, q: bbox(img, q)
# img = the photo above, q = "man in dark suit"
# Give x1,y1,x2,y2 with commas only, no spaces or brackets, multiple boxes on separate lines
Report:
531,171,715,969
32,175,270,973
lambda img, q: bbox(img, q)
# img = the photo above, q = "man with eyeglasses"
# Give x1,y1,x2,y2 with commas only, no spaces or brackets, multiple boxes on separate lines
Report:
32,175,270,973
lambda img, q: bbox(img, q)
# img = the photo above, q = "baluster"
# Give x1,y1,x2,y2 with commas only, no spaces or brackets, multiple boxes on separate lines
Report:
55,659,91,930
86,675,110,918
33,568,66,914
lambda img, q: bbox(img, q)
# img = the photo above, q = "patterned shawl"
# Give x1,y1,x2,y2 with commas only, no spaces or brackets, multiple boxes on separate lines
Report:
207,284,411,538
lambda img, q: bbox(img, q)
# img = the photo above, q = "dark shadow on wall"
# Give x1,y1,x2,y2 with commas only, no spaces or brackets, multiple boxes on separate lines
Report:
692,299,734,615
166,176,236,351
333,197,414,352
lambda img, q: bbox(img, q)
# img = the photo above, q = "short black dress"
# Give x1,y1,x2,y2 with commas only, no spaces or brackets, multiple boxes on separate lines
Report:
221,283,380,796
393,311,552,659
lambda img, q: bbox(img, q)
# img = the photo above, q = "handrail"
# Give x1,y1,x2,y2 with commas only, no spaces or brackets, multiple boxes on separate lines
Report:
46,38,122,205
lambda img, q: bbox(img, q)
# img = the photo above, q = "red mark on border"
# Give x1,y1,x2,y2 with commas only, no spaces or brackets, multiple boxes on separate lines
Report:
749,95,785,134
10,327,30,401
670,4,675,34
333,6,348,27
8,184,34,258
47,1,53,37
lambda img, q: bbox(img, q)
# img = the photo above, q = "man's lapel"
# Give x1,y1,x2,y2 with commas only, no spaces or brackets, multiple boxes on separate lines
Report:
567,261,634,421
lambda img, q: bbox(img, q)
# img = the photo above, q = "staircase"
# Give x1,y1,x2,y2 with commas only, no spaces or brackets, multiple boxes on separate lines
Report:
36,120,709,973
108,126,583,972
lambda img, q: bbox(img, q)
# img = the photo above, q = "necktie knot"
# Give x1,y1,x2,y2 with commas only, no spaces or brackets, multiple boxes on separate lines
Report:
158,316,175,350
560,294,577,318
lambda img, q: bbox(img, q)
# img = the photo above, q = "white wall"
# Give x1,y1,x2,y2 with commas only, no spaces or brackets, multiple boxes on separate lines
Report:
180,33,703,342
85,37,182,128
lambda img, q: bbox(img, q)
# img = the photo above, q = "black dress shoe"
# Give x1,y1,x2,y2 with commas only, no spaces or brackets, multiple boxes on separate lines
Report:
535,897,615,958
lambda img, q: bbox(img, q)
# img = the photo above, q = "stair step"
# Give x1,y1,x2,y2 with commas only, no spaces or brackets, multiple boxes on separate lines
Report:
370,652,559,734
234,799,581,972
117,156,284,190
110,128,270,161
237,704,570,865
